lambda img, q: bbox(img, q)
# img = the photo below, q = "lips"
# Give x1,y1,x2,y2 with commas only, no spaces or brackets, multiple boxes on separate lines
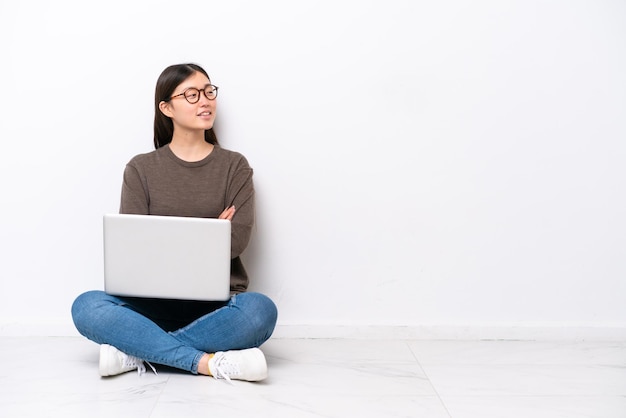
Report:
198,111,212,116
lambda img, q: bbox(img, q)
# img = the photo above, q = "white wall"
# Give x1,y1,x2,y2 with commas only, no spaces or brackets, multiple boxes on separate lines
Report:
1,0,625,339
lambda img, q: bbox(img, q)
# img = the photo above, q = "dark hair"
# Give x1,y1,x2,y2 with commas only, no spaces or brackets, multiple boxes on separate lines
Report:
153,63,219,149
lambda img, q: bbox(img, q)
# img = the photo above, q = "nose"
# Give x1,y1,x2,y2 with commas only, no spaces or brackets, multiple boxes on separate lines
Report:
198,92,211,105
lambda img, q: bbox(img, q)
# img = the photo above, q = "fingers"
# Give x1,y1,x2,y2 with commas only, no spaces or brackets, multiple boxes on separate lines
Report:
218,205,236,221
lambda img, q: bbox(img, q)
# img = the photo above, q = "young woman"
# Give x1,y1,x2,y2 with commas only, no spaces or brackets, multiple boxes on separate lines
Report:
71,63,278,381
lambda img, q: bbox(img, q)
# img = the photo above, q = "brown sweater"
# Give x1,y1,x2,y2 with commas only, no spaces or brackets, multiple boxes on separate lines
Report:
119,144,254,293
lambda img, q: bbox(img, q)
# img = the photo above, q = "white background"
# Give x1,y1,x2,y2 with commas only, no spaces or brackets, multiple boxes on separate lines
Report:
1,0,625,337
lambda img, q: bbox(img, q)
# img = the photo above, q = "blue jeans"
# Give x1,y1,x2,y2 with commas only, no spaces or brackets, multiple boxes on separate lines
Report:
71,290,277,374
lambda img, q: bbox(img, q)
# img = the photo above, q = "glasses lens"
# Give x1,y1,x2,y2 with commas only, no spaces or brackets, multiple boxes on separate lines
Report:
204,85,217,100
184,88,201,103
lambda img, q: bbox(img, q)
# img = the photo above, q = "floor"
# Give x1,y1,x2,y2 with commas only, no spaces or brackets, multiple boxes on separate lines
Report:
1,337,625,417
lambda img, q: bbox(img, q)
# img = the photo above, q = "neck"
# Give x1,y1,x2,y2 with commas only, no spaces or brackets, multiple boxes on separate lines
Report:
169,131,214,162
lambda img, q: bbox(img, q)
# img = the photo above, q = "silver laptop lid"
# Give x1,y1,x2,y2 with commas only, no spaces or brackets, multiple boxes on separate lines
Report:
103,214,231,301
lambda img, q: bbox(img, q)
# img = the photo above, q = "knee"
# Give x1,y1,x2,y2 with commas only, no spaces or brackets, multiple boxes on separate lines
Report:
71,290,110,330
248,292,278,327
234,292,278,340
72,290,100,314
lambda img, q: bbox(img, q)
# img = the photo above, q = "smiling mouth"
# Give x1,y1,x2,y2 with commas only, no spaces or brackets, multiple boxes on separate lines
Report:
198,111,212,116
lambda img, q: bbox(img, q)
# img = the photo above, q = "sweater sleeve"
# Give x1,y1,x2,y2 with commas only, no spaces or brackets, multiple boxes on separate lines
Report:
119,163,150,215
227,157,255,259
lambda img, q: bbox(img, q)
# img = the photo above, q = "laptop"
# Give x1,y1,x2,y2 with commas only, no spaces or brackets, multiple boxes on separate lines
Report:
103,214,231,301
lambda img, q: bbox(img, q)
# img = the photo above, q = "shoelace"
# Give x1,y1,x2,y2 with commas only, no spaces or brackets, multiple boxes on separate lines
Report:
124,354,158,376
210,352,240,383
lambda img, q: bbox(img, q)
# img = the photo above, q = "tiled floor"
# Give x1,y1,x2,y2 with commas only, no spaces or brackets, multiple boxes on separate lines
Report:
1,337,625,417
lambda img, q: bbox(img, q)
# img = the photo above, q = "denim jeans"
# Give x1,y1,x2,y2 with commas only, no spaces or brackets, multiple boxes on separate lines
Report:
71,290,278,374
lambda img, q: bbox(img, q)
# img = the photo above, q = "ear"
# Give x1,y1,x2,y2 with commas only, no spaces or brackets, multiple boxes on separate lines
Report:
159,101,174,118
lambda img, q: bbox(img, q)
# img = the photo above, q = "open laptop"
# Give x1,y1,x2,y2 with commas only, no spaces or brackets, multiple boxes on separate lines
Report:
103,214,231,301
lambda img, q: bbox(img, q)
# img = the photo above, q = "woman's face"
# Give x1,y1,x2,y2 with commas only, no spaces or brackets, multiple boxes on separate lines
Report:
161,71,217,134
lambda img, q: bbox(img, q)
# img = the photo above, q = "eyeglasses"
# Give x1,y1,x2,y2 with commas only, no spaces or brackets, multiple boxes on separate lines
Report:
168,85,219,103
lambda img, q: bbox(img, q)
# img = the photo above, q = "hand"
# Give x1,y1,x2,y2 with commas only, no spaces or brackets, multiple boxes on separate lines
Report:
218,205,236,221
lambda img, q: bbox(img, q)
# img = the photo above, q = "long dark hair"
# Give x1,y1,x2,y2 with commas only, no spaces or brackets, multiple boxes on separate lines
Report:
153,63,219,149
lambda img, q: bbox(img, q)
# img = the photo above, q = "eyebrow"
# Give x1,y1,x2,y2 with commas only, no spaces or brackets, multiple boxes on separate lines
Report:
181,83,212,91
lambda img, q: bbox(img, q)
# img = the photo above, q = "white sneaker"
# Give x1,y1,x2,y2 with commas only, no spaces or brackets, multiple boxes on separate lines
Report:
208,348,268,382
99,344,156,377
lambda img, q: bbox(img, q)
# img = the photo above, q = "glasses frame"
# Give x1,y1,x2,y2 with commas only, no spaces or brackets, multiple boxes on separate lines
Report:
168,84,219,104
